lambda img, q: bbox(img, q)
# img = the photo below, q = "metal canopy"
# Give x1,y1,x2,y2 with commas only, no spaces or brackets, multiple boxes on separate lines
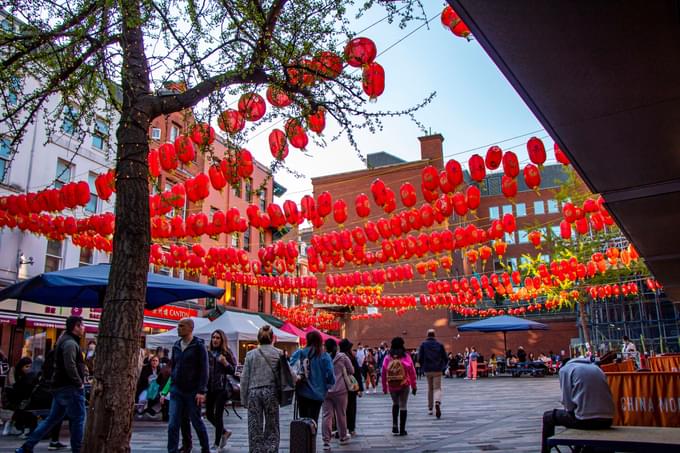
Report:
448,0,680,300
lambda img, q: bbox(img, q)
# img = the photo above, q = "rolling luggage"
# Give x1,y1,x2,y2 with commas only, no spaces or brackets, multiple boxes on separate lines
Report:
290,396,317,453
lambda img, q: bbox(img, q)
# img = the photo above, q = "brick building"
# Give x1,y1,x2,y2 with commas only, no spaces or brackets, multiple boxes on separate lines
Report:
311,134,579,355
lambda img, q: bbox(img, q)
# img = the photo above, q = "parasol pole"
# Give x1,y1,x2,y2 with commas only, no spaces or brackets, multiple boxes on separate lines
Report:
503,331,507,356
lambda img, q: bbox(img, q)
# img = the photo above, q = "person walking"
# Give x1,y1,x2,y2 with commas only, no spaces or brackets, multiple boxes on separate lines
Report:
382,337,417,437
16,316,87,453
321,339,354,451
339,339,363,437
240,325,282,453
418,329,447,419
376,342,387,386
468,347,479,380
167,318,210,453
363,349,377,393
290,330,334,424
206,329,237,451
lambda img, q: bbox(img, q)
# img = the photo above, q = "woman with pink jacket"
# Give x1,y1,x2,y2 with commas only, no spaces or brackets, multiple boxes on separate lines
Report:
381,337,417,436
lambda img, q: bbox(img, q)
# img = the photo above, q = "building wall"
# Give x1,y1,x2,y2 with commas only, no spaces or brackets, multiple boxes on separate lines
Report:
345,308,577,356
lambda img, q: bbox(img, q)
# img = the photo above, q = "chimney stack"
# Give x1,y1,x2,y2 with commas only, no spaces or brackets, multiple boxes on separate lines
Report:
418,134,444,168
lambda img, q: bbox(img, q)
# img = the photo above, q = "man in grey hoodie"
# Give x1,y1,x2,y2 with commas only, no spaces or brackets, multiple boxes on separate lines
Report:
541,357,614,453
16,316,86,453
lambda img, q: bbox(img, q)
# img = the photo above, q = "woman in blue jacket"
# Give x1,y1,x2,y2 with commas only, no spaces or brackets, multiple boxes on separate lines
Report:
289,330,335,423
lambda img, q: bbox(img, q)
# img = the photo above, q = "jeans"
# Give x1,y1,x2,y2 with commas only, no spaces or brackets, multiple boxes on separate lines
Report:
21,387,85,453
425,371,442,410
541,409,612,453
206,389,230,446
167,390,210,453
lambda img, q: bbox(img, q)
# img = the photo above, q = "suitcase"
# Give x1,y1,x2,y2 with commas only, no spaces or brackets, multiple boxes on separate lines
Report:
290,397,317,453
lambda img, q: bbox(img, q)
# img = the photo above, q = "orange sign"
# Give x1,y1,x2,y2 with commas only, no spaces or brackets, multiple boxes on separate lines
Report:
648,355,680,373
144,306,198,321
606,372,680,427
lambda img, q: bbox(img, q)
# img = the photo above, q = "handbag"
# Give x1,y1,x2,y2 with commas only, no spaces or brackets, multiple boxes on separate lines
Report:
258,349,294,407
146,380,160,401
341,361,359,392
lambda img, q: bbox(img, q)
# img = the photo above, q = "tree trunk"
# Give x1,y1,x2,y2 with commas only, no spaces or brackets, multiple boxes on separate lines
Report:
82,0,152,450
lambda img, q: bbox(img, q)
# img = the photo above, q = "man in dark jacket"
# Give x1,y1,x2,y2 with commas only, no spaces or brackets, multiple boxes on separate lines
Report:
167,318,210,453
16,316,86,453
418,329,447,419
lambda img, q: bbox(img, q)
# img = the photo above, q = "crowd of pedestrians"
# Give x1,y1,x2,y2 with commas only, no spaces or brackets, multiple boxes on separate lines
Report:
0,317,600,453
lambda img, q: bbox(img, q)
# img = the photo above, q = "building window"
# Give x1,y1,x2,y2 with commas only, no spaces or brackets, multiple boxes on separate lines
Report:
518,229,529,244
55,159,72,188
505,232,516,245
234,180,242,198
534,201,545,215
150,127,161,140
258,290,265,313
62,106,78,135
92,117,109,150
506,257,518,271
169,124,180,142
79,247,93,267
259,230,266,248
541,254,551,263
547,199,559,214
516,203,527,217
242,286,248,309
502,204,513,215
245,178,252,202
0,17,13,33
550,225,561,239
6,77,19,106
45,239,63,272
488,206,499,220
244,228,251,251
0,137,11,184
85,173,98,213
259,188,267,211
231,233,239,248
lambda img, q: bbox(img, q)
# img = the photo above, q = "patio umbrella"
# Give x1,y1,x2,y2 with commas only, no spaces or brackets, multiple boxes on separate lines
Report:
0,263,224,309
457,315,548,355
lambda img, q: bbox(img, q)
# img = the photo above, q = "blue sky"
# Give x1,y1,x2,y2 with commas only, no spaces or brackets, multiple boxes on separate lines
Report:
243,3,549,203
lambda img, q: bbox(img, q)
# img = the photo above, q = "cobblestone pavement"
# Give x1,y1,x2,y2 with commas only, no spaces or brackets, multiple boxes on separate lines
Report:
1,375,561,452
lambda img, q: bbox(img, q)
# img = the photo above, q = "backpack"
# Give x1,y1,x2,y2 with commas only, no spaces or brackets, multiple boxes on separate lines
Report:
386,356,408,387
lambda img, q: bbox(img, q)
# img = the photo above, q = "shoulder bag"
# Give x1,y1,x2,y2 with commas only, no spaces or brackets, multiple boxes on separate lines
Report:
258,349,294,407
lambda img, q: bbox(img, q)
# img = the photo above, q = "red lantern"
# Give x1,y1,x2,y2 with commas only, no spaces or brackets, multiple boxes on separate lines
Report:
238,93,266,122
269,129,289,160
174,135,196,163
485,145,502,170
362,62,385,100
468,154,486,183
502,151,520,178
307,107,326,135
333,199,348,225
285,118,309,150
494,240,507,258
355,193,370,218
237,149,254,178
554,143,570,165
466,185,481,211
501,175,517,199
344,37,377,68
148,149,161,177
317,191,332,218
528,230,542,247
445,159,463,188
265,85,292,108
217,109,245,134
400,182,417,208
370,178,387,206
314,51,343,79
158,143,178,171
575,217,589,235
523,163,541,190
208,165,226,191
560,220,572,240
502,213,516,233
300,195,316,220
421,165,439,191
452,192,467,216
441,6,471,40
190,123,215,146
526,136,547,166
283,200,300,225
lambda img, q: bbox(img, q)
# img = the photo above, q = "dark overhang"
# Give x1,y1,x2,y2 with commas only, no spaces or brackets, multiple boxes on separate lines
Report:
448,0,680,300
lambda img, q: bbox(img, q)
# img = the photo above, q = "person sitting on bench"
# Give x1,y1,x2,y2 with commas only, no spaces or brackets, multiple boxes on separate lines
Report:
541,357,614,453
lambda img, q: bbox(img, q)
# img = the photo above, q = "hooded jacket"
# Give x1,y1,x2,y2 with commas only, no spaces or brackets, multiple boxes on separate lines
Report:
170,336,208,395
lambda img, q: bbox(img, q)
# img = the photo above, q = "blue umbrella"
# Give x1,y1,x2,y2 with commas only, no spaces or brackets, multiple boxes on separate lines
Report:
457,315,548,354
0,263,224,309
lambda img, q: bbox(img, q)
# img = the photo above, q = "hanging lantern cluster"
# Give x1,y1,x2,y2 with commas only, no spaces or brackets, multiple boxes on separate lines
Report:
0,182,92,215
350,312,383,321
325,264,414,289
344,37,384,101
560,195,615,239
272,301,340,330
587,282,640,301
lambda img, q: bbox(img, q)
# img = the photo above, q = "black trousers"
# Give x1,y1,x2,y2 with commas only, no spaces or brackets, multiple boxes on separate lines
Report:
296,394,323,424
541,409,612,453
205,389,230,446
346,391,357,432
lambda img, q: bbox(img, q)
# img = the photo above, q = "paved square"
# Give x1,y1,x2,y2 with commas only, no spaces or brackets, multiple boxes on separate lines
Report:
1,376,561,452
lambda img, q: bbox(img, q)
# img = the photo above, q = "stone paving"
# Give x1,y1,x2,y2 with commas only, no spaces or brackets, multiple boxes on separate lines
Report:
1,375,561,452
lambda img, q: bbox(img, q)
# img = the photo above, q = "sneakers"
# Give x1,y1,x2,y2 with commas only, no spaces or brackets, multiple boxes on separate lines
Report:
428,409,433,415
323,442,331,451
219,429,232,448
48,442,68,450
435,402,442,419
349,431,357,437
340,436,351,445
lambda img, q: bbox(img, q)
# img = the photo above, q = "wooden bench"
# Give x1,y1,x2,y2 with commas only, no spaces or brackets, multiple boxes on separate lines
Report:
548,426,680,452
